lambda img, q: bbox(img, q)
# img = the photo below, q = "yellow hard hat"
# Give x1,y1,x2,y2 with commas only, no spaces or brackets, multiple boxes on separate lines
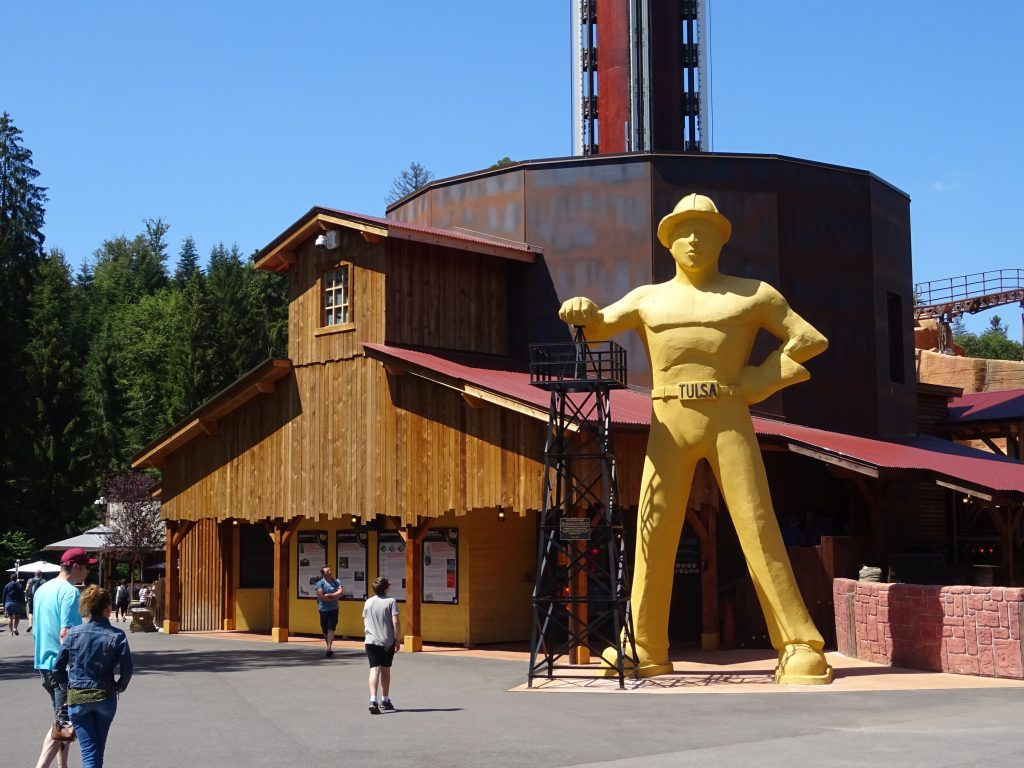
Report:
656,193,732,249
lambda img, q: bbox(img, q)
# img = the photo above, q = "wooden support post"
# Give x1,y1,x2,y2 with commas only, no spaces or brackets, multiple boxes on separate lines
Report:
163,520,196,634
266,517,304,643
220,521,238,631
853,477,887,562
399,517,433,652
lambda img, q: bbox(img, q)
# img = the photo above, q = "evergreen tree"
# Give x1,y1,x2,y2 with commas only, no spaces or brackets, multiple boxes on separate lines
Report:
0,112,47,534
206,242,250,388
168,271,216,415
84,321,128,472
174,235,201,286
23,250,91,540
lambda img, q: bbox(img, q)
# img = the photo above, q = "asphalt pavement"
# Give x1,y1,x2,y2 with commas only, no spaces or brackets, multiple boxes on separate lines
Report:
2,626,1023,768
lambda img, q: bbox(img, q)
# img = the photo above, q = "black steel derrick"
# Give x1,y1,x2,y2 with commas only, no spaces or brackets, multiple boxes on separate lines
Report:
527,328,639,688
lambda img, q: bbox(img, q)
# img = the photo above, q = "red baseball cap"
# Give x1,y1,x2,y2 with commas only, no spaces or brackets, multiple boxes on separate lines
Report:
60,547,98,567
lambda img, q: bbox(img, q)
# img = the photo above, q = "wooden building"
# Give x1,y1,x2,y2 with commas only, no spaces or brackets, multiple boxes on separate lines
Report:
134,156,1024,650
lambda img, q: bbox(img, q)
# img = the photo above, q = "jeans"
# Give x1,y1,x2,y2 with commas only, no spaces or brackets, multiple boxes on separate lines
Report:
68,697,117,768
39,670,68,720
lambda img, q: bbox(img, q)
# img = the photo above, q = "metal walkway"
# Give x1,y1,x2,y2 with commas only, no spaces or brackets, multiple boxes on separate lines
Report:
915,269,1024,321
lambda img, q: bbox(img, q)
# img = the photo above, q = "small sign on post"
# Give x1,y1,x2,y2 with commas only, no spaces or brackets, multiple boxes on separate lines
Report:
559,517,591,541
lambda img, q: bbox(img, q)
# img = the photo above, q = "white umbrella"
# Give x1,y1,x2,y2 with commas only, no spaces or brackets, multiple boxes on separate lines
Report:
6,560,61,574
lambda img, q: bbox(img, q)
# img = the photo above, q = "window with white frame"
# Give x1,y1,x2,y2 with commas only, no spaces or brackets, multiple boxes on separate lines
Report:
323,264,352,326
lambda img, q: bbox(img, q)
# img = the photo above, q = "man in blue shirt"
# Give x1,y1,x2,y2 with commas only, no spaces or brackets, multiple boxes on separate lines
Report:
33,547,94,768
315,565,344,658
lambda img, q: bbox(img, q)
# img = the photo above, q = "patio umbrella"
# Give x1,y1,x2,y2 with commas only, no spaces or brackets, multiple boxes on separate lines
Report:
6,560,61,574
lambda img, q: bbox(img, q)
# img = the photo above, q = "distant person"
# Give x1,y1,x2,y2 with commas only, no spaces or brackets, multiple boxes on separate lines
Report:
26,570,47,633
138,584,151,608
4,574,25,635
314,565,344,657
363,576,401,714
54,585,133,768
152,576,165,627
113,581,130,623
33,547,95,768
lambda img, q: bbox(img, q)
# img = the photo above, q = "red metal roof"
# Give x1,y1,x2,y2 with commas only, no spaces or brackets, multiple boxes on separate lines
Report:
364,343,1024,496
322,207,541,260
943,388,1024,425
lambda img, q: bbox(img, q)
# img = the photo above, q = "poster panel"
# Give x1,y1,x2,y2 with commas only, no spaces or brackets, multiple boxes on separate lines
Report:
422,528,459,604
336,530,368,600
296,531,327,599
376,530,407,602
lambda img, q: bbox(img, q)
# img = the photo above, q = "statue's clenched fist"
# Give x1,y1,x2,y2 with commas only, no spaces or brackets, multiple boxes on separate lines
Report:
558,296,599,325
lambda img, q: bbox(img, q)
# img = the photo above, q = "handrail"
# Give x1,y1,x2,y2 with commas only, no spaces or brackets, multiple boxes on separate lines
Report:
913,269,1024,320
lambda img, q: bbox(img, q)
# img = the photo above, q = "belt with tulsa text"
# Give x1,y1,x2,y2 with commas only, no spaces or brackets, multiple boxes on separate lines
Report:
650,381,740,401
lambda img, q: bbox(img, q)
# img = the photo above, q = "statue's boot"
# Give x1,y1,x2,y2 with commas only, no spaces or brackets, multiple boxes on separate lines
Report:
774,643,833,685
598,642,674,678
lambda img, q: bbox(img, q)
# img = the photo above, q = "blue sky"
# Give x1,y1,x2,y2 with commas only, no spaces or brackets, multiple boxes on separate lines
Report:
5,1,1023,336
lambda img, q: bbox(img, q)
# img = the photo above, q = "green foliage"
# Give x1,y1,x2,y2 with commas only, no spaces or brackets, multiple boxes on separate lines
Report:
0,115,289,556
0,530,36,567
174,235,201,286
953,315,1024,361
489,156,515,168
0,113,47,540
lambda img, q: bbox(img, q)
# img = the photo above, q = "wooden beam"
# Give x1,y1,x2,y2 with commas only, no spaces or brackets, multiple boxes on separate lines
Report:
198,418,218,436
399,517,434,652
383,363,407,377
163,520,195,634
220,521,238,630
361,231,384,244
461,393,486,409
787,443,879,477
935,479,993,502
981,436,1006,456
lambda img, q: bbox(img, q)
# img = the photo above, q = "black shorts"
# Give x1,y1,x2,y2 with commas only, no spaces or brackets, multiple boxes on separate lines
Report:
319,610,339,634
365,643,395,668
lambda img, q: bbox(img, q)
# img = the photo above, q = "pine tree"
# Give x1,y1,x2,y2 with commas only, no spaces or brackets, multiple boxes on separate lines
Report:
23,250,91,540
385,161,434,205
174,235,201,286
0,112,47,533
168,271,216,415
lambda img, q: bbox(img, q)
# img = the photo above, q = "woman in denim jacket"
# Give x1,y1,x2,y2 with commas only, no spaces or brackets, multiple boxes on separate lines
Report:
54,586,133,768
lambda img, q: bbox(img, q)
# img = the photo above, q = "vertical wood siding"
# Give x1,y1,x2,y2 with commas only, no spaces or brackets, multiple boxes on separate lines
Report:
179,520,223,631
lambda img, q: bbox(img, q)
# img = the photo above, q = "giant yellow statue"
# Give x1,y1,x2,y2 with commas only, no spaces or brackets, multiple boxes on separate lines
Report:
559,194,833,684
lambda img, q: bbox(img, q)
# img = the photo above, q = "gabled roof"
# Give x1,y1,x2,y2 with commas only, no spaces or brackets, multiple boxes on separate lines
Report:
254,206,541,272
132,358,292,469
942,388,1024,426
364,342,1024,497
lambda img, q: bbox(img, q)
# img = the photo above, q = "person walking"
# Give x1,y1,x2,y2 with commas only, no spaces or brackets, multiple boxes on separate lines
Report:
26,570,47,633
113,581,130,623
4,574,25,635
363,576,401,714
314,565,343,657
33,547,94,768
54,585,132,768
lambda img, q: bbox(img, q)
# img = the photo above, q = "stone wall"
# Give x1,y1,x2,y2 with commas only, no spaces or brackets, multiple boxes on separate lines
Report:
916,348,1024,393
833,578,1024,679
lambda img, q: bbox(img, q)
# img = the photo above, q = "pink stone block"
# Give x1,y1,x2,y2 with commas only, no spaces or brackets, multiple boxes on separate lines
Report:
979,648,996,676
992,627,1009,640
993,640,1023,678
978,627,993,645
972,587,992,594
1003,588,1024,601
968,596,985,610
946,637,967,655
978,611,1001,628
983,601,998,612
952,627,965,638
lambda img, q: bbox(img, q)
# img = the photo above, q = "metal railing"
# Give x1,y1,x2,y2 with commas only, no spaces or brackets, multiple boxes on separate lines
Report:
913,269,1024,320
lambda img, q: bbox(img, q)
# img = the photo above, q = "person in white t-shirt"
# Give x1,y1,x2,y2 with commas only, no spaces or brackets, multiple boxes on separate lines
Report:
362,577,401,715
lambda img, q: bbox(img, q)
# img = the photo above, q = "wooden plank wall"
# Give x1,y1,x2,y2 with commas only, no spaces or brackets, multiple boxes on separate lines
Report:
386,239,510,355
179,519,223,631
288,231,385,367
